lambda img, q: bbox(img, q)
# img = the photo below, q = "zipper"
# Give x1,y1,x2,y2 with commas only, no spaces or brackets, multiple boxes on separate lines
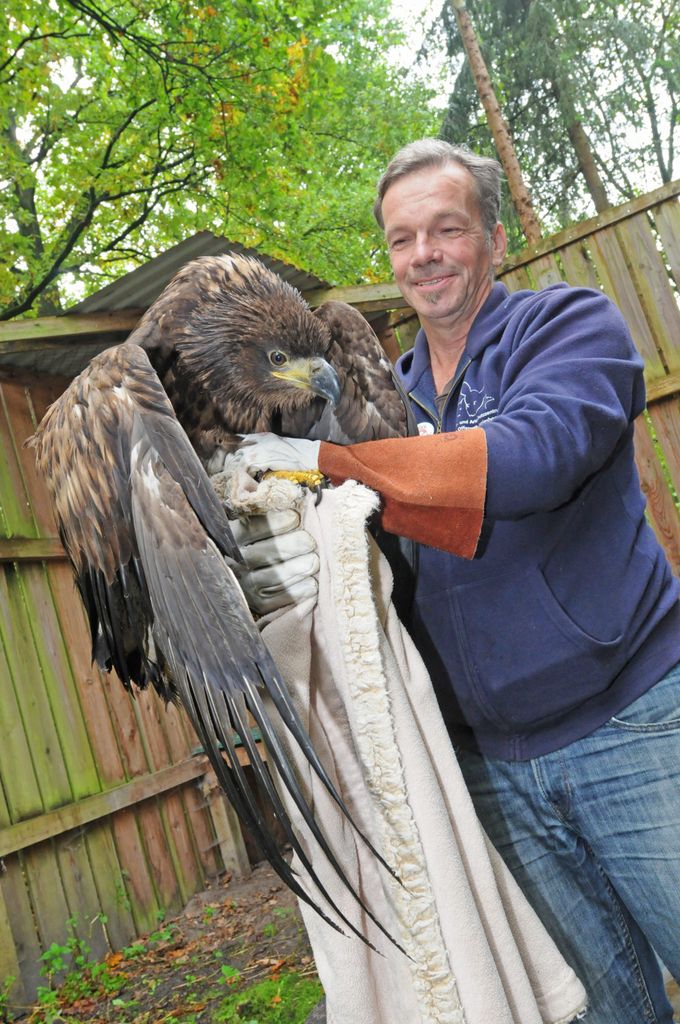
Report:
408,355,472,434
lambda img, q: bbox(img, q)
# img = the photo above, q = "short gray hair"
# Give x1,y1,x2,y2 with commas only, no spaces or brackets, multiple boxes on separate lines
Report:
374,138,502,238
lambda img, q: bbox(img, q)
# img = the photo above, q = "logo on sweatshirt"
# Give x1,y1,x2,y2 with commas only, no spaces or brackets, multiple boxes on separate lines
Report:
457,383,498,428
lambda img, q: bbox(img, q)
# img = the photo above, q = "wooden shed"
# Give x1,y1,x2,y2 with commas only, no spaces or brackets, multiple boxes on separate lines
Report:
1,184,680,1006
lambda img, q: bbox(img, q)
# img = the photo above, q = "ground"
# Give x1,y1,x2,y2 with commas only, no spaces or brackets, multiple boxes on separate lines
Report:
16,864,680,1023
21,863,323,1024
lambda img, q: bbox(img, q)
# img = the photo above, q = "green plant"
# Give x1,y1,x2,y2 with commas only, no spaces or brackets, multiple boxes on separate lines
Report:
0,976,15,1022
219,964,242,986
31,918,126,1022
215,971,323,1024
149,923,177,945
115,875,132,913
123,940,147,960
38,921,90,986
272,908,294,920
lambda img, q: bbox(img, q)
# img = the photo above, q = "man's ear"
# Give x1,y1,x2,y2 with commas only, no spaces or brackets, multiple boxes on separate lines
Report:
491,222,507,268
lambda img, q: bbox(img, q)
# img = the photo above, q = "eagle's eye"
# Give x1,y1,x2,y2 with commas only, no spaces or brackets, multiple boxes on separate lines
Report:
269,350,288,367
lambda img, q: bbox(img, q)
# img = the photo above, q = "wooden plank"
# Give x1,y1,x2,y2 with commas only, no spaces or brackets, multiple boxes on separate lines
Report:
0,855,43,1003
588,229,666,380
134,691,198,907
615,215,680,373
4,379,58,536
0,536,66,561
305,281,408,313
647,371,680,405
0,621,45,820
0,757,209,857
22,843,74,968
19,565,101,796
0,774,28,1007
79,824,136,952
652,198,680,292
559,241,601,291
648,396,680,497
499,265,532,291
0,883,25,1008
0,564,76,812
634,416,680,576
55,830,111,963
106,809,159,937
528,253,564,290
0,310,142,344
157,699,224,882
200,770,251,880
0,384,36,538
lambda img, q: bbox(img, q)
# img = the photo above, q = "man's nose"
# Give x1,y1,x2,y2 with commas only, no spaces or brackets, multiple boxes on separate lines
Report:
411,233,441,265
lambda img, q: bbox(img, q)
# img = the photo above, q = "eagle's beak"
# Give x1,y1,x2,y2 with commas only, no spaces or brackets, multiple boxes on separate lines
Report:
308,357,341,407
272,357,341,408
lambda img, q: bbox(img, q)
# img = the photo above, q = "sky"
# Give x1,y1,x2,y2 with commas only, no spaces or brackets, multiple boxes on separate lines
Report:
389,0,456,98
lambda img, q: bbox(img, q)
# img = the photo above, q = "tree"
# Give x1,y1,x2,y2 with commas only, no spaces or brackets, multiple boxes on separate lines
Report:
0,0,434,318
425,0,678,240
450,0,543,243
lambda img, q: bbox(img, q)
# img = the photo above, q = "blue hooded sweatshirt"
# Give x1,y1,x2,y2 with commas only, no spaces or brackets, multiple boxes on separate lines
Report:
397,281,680,760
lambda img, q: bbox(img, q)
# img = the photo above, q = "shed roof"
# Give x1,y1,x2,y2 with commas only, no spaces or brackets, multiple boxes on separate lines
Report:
71,232,331,314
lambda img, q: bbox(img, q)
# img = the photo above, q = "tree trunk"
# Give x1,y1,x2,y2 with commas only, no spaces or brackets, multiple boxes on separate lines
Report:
450,0,543,245
548,77,611,213
567,120,611,212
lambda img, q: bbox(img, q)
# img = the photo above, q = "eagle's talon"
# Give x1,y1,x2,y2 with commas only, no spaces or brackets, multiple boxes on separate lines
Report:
262,468,326,489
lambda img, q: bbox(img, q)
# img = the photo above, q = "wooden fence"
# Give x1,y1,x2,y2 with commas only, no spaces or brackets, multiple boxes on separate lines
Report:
0,375,250,1009
495,178,680,575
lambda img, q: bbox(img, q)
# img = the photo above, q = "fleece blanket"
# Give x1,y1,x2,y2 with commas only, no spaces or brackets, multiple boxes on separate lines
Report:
232,477,586,1024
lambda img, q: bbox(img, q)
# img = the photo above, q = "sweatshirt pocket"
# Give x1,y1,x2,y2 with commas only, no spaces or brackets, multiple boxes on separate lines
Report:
452,567,624,730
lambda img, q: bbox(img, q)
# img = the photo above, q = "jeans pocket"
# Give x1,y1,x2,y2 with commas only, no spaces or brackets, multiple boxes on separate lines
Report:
609,661,680,732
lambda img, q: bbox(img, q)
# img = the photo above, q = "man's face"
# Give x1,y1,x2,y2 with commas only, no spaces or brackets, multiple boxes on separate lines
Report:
381,162,506,332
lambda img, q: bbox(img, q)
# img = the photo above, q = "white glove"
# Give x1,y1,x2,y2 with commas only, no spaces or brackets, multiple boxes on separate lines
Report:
230,508,319,614
236,433,321,476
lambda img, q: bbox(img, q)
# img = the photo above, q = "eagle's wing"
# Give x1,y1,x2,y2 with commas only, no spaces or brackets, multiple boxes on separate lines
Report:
29,341,401,952
282,301,417,443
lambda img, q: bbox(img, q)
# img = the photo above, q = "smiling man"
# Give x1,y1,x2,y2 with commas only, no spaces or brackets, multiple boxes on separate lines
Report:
380,160,506,393
236,139,680,1023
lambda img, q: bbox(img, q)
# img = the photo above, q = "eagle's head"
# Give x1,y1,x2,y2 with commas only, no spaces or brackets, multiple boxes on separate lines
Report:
139,254,340,433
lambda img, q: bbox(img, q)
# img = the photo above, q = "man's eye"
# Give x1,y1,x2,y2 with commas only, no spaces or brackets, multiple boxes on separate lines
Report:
389,238,407,250
269,351,288,366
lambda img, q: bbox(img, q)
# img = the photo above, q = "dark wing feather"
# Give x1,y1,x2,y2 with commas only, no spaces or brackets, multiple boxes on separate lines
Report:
29,341,402,952
282,301,417,443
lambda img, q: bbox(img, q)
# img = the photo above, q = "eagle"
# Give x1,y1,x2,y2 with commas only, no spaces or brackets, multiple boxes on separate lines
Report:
28,253,414,950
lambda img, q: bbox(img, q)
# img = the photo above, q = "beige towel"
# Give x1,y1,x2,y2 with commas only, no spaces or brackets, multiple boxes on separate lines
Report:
249,480,587,1024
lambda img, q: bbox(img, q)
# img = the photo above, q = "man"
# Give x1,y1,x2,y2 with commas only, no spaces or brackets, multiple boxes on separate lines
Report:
236,139,680,1023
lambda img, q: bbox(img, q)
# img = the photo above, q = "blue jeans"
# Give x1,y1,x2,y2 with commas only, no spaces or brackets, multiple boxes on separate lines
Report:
457,661,680,1024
